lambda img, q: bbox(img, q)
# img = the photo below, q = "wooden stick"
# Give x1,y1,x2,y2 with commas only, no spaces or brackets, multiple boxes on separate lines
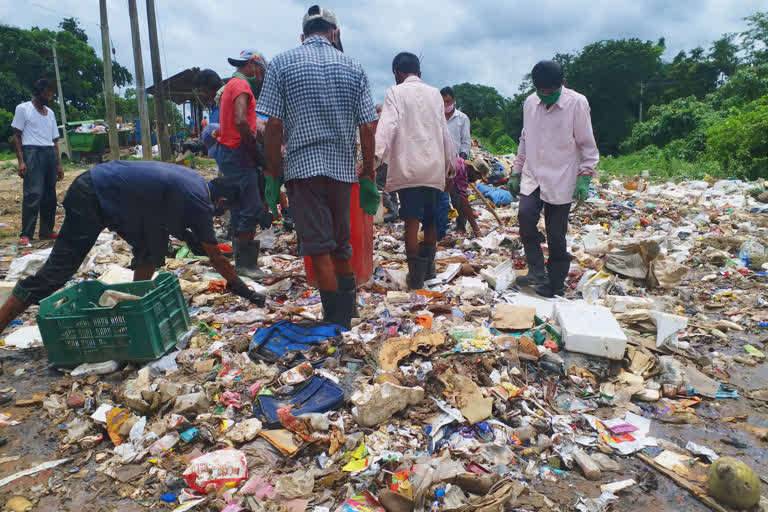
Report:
469,182,504,227
636,453,729,512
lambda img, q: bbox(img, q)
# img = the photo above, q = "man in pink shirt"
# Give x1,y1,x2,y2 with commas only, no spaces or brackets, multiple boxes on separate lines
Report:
508,60,599,297
375,52,455,290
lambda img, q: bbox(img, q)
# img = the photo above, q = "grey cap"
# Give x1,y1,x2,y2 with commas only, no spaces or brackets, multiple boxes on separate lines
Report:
302,5,338,31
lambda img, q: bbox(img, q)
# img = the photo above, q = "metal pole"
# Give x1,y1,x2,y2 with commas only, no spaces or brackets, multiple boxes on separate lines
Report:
638,81,644,123
146,0,171,161
99,0,120,160
128,0,152,160
51,44,70,159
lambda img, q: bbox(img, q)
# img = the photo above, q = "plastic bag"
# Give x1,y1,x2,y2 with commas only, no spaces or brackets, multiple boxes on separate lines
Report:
739,240,767,270
182,449,248,493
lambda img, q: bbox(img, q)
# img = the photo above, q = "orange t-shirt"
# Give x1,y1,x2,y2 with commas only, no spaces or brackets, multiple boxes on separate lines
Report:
218,77,257,149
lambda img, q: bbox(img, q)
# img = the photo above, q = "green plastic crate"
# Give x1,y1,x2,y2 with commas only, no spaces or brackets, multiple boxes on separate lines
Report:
37,273,190,366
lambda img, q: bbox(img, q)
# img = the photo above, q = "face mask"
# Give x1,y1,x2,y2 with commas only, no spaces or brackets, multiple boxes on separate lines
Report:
537,87,562,105
444,104,455,114
233,71,263,99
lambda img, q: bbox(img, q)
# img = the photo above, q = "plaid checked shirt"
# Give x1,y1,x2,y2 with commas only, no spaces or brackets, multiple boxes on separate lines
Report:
257,36,377,183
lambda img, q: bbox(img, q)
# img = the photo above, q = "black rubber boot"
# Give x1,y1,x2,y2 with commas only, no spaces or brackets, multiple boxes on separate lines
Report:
320,290,354,330
337,275,358,317
406,256,428,291
516,241,548,287
419,243,437,281
235,239,269,280
535,259,569,298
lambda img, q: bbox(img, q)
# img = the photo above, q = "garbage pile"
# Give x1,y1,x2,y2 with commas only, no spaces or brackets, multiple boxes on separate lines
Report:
1,163,768,512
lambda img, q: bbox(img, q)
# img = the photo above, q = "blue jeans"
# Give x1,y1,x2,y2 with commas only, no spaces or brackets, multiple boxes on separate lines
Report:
437,192,451,240
218,144,263,234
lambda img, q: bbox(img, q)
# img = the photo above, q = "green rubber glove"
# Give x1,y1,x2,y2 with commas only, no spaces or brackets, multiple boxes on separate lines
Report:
264,173,281,220
359,175,380,215
507,175,521,195
573,175,592,204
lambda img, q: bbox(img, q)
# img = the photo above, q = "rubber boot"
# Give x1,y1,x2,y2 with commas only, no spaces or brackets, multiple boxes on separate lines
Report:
406,256,428,291
515,241,549,287
235,238,269,280
419,243,437,281
535,259,569,298
0,295,30,335
337,274,358,318
320,290,354,330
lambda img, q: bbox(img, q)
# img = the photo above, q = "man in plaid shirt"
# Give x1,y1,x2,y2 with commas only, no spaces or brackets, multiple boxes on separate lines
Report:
258,5,379,329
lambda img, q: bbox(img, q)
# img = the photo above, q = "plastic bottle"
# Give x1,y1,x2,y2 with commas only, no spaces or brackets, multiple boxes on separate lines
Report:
70,360,121,377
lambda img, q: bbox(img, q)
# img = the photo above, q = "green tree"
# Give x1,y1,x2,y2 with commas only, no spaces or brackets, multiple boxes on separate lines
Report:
742,11,768,65
0,108,13,143
59,17,87,43
0,19,132,118
620,96,722,159
708,63,768,110
706,95,768,178
451,83,506,119
566,38,664,154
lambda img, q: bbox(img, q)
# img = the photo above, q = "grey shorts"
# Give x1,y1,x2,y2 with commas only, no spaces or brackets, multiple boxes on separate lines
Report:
286,176,352,260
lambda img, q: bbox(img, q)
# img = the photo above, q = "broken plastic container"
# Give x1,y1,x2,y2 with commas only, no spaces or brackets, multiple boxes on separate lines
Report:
304,183,373,285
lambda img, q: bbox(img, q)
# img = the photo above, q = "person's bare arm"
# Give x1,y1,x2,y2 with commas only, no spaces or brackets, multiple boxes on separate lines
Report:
461,197,481,235
14,129,26,178
53,139,63,180
234,93,258,148
264,117,284,178
359,121,376,180
133,265,155,281
202,242,239,283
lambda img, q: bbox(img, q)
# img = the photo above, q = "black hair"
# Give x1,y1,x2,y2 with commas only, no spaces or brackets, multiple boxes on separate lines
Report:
210,175,240,203
392,52,420,75
32,79,52,96
440,86,455,99
531,60,564,89
303,18,335,35
195,69,224,90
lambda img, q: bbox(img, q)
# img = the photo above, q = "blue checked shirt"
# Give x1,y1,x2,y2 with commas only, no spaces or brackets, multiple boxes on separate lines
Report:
256,36,377,183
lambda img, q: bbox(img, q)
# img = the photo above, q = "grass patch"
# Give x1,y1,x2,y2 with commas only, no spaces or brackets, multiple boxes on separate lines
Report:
0,228,20,239
0,151,15,161
598,146,732,182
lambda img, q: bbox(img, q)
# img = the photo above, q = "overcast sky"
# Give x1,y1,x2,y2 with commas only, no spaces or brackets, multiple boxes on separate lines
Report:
2,0,765,103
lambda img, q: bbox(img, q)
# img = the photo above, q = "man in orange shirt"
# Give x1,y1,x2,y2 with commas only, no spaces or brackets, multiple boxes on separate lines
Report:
218,49,269,279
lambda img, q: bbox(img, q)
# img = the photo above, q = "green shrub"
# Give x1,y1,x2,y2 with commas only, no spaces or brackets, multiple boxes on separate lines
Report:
706,96,768,179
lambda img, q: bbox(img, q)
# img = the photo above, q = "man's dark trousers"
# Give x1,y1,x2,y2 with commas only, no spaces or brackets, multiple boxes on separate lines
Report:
21,145,58,238
518,187,572,287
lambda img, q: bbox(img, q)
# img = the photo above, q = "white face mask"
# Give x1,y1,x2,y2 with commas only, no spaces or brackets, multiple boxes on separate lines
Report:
444,104,455,114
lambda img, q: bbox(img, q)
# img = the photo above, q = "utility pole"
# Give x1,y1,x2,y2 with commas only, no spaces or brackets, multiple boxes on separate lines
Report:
99,0,120,160
51,44,70,159
128,0,152,160
638,80,644,123
146,0,171,161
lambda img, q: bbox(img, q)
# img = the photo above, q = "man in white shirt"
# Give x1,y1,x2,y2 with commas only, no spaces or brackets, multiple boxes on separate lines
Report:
12,79,64,247
375,52,455,290
441,86,481,237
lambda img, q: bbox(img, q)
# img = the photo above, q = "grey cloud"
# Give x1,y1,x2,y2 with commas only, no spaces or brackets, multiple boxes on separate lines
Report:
3,0,765,103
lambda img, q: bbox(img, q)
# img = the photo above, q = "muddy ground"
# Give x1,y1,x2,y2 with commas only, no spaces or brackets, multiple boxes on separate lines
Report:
0,160,765,511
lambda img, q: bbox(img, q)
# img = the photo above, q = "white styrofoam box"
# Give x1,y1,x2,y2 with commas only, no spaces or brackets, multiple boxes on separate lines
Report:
0,281,15,305
555,301,628,360
503,293,555,321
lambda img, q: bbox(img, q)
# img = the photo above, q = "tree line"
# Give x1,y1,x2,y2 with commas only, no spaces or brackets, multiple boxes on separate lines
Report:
451,11,768,178
0,18,184,147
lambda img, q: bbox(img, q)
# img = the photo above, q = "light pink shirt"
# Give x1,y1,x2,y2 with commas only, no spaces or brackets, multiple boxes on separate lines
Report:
512,87,599,205
375,76,456,193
